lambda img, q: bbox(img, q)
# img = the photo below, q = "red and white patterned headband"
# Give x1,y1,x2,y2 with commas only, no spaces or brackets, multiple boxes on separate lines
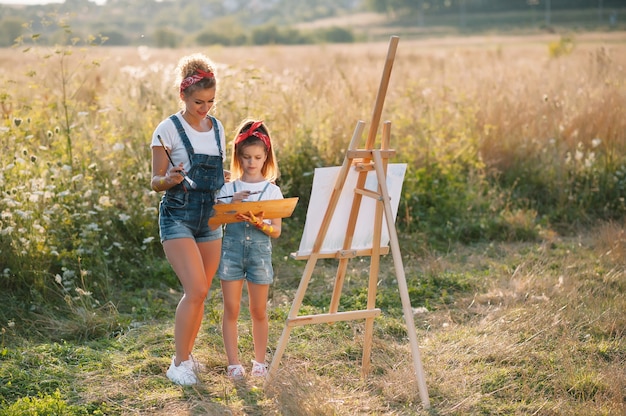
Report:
234,120,271,150
180,69,214,93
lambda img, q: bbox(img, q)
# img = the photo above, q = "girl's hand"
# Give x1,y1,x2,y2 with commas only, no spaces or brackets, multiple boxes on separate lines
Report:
236,211,265,228
232,190,257,202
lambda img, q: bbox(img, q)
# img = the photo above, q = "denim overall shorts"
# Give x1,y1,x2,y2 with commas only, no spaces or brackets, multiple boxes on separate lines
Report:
158,115,225,243
218,182,274,285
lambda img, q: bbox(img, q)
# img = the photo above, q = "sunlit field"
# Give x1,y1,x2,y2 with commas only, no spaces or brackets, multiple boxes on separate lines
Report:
0,31,625,415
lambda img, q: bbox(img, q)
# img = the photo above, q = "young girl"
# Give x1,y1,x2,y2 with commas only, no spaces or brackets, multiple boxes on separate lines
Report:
151,53,226,385
216,119,283,380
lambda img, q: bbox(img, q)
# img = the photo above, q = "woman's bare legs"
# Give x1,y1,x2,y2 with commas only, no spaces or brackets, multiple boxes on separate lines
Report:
248,282,270,363
185,239,221,355
221,279,244,365
163,238,218,365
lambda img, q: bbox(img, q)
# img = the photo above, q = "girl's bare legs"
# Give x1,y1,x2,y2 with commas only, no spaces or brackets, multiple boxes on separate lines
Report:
185,239,221,355
248,282,270,363
221,279,245,365
163,238,213,365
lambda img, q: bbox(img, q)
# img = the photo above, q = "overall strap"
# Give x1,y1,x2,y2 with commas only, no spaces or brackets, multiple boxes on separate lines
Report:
168,114,195,159
257,181,271,200
208,115,224,159
169,114,223,159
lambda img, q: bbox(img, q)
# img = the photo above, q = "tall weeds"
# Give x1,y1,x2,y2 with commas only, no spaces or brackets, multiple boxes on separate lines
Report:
1,32,625,324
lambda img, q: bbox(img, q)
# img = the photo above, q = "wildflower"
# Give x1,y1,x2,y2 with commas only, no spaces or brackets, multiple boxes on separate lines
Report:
47,130,53,138
0,227,14,235
88,163,97,170
113,143,125,151
55,127,60,134
30,155,37,163
591,138,601,148
13,118,22,127
7,321,14,328
16,210,31,219
62,268,77,280
575,149,584,162
55,274,63,285
142,236,155,244
85,223,100,231
118,213,131,223
98,195,112,207
75,287,92,297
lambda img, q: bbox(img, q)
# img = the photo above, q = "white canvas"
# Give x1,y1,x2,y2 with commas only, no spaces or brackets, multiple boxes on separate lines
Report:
296,163,407,256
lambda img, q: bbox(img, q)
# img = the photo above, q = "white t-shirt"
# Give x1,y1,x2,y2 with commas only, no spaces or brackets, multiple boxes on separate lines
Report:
151,112,226,173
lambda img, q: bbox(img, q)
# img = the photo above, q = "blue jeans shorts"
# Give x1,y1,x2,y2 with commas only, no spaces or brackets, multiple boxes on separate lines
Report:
218,226,274,285
159,190,223,243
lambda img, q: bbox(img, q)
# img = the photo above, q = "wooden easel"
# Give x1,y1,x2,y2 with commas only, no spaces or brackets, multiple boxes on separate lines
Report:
266,36,430,410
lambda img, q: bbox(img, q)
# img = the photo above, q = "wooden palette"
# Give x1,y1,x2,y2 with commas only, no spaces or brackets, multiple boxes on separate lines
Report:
209,197,299,226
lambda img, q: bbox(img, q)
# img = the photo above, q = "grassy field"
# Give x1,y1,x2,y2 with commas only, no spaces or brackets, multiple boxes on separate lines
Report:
0,31,625,414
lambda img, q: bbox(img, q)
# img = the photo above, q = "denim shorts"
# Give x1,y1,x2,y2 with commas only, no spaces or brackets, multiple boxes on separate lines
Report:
159,190,223,243
218,230,274,285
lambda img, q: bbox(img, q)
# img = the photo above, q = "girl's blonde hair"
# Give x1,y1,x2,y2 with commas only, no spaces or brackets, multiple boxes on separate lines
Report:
230,119,279,183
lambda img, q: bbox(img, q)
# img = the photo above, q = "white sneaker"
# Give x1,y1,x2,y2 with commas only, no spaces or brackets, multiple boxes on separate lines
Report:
227,364,246,380
251,360,268,378
166,357,198,385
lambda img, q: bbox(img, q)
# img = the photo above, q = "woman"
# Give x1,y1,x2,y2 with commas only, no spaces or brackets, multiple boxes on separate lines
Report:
150,53,226,385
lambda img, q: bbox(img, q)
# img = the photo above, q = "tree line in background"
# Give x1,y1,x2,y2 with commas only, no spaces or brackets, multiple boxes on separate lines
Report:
0,0,623,47
366,0,624,14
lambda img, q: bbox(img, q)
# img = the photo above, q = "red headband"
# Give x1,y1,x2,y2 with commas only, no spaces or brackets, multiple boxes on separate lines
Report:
180,69,214,93
234,120,271,150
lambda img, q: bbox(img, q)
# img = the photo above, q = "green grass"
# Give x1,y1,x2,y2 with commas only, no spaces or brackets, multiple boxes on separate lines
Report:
0,27,625,415
2,225,625,415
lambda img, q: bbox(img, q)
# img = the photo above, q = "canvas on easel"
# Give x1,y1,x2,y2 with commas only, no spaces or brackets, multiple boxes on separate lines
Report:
265,36,430,410
295,164,406,257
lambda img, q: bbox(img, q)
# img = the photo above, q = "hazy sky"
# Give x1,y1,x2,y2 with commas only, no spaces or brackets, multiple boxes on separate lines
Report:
0,0,106,4
0,0,63,3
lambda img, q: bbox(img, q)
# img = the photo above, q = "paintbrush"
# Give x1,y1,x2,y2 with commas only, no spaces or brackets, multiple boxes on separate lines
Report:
216,190,261,200
157,135,197,189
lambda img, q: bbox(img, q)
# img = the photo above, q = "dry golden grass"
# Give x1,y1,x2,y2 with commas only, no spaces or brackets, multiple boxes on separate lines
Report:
1,33,625,415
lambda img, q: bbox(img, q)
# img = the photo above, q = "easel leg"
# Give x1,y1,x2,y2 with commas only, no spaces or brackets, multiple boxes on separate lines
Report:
266,255,318,385
373,151,431,409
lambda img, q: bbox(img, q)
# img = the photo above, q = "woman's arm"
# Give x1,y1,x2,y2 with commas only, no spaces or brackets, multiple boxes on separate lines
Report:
151,146,184,192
